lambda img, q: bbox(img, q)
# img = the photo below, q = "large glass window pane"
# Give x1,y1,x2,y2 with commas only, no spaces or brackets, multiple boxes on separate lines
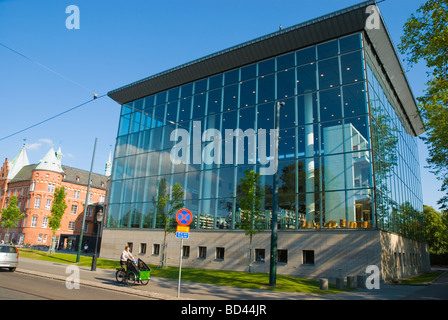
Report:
178,97,192,124
199,198,215,229
345,151,373,189
297,93,318,125
168,87,179,102
208,89,222,114
192,93,206,119
297,63,317,95
109,180,123,204
321,120,343,155
277,69,295,99
223,84,239,112
344,115,370,146
258,58,275,76
317,40,338,60
323,190,345,228
141,202,155,228
280,97,296,129
239,106,256,131
209,74,223,90
180,83,193,98
319,87,342,122
240,79,256,107
343,82,368,116
166,101,178,124
257,102,274,130
147,151,160,176
339,33,362,54
346,188,373,228
277,52,295,71
241,64,256,81
258,74,275,103
323,154,345,191
185,171,200,200
153,104,165,127
216,198,233,229
296,47,316,65
218,167,234,198
318,57,340,89
144,95,155,109
194,79,207,94
156,91,167,105
118,114,130,136
225,69,239,86
279,128,296,159
341,51,364,84
115,135,128,158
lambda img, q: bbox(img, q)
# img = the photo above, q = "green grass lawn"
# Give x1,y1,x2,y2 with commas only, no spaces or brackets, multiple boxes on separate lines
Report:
397,271,444,285
18,248,350,294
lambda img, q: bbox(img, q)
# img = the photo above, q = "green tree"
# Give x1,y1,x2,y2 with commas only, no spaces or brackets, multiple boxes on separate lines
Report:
398,0,448,210
237,169,264,272
423,205,448,254
153,179,184,268
0,196,24,243
48,187,67,254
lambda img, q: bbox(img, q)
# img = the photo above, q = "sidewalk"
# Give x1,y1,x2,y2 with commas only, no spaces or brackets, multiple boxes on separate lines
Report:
15,258,445,300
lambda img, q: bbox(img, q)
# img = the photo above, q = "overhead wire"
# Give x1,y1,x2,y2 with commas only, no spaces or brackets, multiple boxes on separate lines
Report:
0,94,107,142
0,41,104,141
0,41,98,97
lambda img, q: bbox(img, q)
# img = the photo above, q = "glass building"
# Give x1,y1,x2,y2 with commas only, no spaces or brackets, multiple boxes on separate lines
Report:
105,1,428,279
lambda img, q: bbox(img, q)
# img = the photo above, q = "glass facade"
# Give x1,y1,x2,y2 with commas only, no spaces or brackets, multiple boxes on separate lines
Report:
107,32,423,240
366,61,424,241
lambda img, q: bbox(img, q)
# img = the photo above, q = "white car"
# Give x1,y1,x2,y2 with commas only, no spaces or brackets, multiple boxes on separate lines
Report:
0,244,19,272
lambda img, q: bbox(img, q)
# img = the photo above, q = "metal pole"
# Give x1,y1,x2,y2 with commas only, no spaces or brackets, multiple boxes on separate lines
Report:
269,101,283,287
177,238,184,298
76,138,97,263
91,220,101,271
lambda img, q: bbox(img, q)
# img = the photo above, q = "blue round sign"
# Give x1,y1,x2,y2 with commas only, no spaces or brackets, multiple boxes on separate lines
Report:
176,208,192,226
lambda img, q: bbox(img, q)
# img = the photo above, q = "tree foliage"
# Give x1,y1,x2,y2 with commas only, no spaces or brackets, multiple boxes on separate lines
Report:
423,205,448,253
237,169,264,272
48,187,67,235
398,0,448,210
153,178,184,268
48,187,67,254
0,196,24,242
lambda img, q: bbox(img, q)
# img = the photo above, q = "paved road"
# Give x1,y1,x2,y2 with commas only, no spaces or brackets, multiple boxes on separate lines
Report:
8,258,448,301
401,271,448,300
0,270,153,300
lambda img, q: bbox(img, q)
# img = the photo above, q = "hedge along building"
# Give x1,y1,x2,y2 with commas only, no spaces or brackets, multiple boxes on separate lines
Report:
103,1,430,281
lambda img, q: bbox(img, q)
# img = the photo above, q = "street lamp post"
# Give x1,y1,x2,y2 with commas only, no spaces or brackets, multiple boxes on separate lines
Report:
269,101,284,287
91,207,104,271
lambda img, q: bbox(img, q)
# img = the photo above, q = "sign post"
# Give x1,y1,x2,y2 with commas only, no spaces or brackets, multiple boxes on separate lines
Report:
175,208,192,297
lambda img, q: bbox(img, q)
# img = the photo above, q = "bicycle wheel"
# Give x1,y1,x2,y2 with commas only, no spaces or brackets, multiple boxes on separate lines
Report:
140,278,149,285
115,269,126,283
126,271,137,285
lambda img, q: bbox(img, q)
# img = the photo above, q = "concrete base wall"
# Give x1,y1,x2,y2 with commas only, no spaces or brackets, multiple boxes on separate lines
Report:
101,228,430,282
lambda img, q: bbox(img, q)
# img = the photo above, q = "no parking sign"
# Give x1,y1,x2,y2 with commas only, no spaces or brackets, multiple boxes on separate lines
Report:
176,208,192,239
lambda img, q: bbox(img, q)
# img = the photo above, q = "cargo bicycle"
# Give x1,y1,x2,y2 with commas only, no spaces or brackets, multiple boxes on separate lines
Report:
116,258,151,286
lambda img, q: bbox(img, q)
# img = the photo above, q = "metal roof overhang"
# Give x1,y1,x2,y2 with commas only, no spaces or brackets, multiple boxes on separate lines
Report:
107,0,425,136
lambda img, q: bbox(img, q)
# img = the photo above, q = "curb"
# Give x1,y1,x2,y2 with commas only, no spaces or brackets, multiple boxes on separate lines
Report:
16,268,191,300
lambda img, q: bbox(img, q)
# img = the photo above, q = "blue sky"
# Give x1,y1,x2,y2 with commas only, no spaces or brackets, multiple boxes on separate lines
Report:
0,0,444,210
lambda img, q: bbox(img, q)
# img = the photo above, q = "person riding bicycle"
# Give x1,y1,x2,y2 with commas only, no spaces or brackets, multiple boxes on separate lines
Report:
120,246,135,270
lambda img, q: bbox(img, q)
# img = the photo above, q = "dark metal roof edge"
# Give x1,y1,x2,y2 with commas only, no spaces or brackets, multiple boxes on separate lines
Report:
107,0,377,102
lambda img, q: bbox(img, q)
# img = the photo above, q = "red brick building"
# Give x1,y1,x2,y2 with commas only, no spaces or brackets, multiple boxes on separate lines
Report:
0,145,110,252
